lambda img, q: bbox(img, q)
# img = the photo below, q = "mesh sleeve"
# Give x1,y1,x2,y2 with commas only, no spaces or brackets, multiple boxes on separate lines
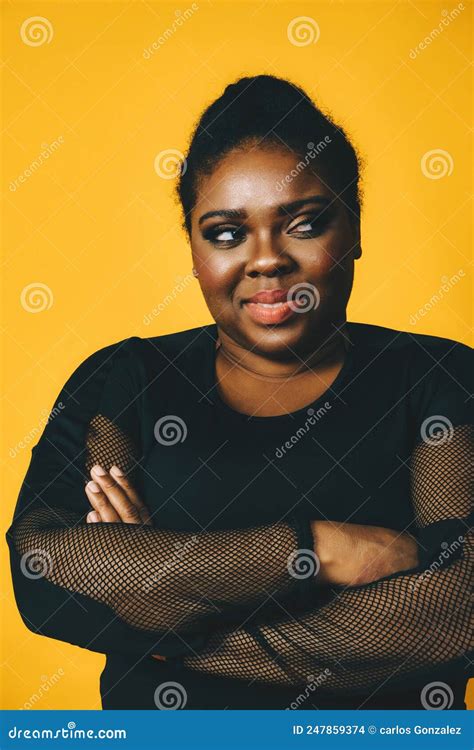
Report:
182,358,473,693
6,338,315,658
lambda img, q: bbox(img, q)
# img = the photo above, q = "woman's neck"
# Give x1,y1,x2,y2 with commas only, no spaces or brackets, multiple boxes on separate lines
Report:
215,323,350,383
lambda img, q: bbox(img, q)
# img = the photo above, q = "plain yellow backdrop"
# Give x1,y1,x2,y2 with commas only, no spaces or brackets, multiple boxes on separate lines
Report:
1,0,472,710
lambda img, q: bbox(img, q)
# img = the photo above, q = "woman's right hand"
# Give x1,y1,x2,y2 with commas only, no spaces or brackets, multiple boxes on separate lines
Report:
311,520,419,587
85,464,152,525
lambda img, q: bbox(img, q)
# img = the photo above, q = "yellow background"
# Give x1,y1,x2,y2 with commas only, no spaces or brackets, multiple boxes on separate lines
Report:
1,0,472,710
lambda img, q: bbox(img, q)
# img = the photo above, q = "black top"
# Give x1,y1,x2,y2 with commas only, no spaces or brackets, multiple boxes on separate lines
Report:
7,321,473,710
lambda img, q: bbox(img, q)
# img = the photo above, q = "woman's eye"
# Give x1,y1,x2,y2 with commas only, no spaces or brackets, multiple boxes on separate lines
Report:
294,221,314,233
215,229,238,242
204,226,245,245
289,214,329,237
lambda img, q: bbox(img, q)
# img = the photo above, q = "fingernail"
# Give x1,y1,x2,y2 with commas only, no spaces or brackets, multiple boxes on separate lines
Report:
87,511,100,522
110,465,124,476
87,480,102,493
92,465,107,476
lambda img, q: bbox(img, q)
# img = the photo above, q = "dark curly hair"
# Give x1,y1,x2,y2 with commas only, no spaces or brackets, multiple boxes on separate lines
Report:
176,74,365,236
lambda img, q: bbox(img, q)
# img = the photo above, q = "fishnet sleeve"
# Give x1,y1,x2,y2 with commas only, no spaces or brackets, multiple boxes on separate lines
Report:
6,338,314,658
183,373,473,692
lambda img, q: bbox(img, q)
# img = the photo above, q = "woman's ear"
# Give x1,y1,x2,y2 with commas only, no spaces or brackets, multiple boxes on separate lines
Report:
352,220,362,260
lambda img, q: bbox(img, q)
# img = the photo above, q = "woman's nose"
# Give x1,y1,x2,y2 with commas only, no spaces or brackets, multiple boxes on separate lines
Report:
244,232,294,277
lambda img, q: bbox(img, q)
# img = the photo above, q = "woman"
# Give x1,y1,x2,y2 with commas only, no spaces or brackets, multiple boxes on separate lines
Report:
7,75,472,711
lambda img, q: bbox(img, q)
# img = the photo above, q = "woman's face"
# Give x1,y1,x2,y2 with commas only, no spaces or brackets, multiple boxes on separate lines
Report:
190,145,361,358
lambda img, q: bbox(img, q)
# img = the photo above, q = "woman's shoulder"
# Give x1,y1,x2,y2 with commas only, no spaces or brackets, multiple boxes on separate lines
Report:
348,320,472,369
126,323,216,370
55,325,215,412
76,324,216,390
82,324,215,365
348,321,472,412
136,323,216,355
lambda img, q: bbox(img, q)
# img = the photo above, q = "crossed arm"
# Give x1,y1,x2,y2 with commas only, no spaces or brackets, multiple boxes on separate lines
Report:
10,432,473,691
81,432,473,692
180,547,472,691
9,378,472,692
8,336,472,692
11,456,419,642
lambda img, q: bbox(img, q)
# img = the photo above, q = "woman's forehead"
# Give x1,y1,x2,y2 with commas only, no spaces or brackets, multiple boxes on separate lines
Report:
193,148,332,215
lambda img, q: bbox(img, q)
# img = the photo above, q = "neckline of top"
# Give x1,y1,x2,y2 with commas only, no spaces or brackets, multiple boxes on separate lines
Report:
203,322,357,424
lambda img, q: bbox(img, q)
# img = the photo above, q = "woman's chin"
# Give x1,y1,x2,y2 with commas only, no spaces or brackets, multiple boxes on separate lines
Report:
239,316,312,355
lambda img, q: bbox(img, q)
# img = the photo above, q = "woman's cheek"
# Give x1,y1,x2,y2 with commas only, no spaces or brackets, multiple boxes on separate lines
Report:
320,255,354,308
197,275,236,322
196,254,239,308
298,241,353,309
297,243,337,286
206,295,236,322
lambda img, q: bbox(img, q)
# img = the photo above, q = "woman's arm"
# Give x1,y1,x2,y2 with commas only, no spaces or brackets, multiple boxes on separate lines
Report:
84,460,419,586
10,457,419,638
10,500,315,635
182,529,472,691
180,421,473,692
8,334,420,655
6,338,329,657
180,339,474,691
8,335,471,673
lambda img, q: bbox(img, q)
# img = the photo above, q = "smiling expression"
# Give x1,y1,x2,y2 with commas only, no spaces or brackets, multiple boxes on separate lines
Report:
190,144,361,358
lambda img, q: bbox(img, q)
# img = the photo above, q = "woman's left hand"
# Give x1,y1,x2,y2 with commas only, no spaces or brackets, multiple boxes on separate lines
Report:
85,464,166,661
85,464,152,525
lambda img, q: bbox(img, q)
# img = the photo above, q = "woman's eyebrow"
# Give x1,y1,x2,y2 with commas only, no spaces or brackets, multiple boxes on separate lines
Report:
198,195,331,226
278,195,331,215
198,208,246,226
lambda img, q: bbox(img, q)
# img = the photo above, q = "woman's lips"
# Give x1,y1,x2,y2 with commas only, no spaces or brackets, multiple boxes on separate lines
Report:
243,300,296,325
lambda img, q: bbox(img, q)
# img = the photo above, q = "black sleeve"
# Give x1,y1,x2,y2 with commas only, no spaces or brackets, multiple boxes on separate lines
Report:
182,341,473,693
6,338,315,658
